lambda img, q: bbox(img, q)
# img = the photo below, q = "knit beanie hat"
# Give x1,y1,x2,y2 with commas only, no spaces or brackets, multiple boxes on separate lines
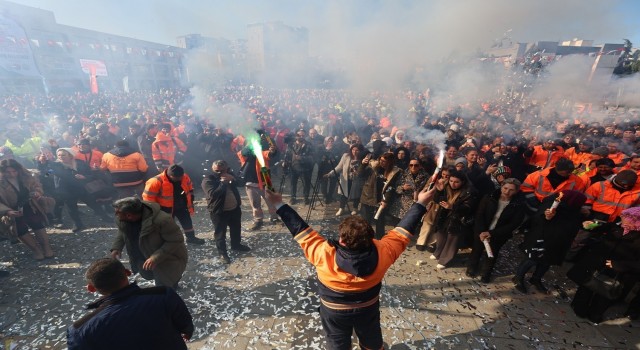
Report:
57,147,76,157
493,166,511,178
455,157,467,166
166,164,184,177
613,170,638,187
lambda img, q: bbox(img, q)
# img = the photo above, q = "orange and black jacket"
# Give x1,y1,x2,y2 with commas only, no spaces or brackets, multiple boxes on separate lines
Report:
100,145,148,187
585,180,640,222
73,148,103,169
142,171,194,215
277,202,426,308
522,167,586,203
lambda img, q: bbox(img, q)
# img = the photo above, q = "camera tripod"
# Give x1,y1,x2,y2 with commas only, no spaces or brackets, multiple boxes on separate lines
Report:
305,154,350,222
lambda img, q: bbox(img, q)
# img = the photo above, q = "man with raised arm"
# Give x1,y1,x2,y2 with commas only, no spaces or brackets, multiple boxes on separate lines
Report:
264,187,434,350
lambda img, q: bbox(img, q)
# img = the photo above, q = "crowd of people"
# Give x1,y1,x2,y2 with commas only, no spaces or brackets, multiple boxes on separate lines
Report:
1,86,640,347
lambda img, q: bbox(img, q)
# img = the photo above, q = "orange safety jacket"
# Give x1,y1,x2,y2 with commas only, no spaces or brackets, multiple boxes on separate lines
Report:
73,149,103,169
100,151,148,187
579,171,617,190
237,149,272,190
585,180,640,222
564,147,593,168
294,214,414,308
527,145,565,169
521,167,586,202
142,171,194,215
608,152,628,166
151,132,187,169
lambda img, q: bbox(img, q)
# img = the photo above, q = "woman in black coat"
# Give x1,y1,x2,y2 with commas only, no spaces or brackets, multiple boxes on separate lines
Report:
430,169,479,269
466,178,526,283
37,148,111,232
514,190,586,294
568,207,640,323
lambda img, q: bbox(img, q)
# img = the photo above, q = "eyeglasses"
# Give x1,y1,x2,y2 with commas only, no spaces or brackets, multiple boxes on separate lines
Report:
409,164,420,167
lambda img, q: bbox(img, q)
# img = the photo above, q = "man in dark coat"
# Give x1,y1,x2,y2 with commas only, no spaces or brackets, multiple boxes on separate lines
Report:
67,258,193,350
283,129,314,205
202,159,250,264
515,190,586,293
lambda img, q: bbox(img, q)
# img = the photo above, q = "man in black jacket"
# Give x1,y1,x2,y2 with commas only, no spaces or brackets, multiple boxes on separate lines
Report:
202,160,251,264
67,258,193,350
283,129,314,205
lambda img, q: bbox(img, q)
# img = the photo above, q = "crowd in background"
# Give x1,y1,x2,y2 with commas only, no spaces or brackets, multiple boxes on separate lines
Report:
1,86,640,324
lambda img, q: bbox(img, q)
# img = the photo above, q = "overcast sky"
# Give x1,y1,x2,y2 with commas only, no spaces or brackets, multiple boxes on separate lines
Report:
7,0,640,54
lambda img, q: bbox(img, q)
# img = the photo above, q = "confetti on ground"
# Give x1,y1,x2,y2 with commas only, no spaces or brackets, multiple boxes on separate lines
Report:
1,191,638,349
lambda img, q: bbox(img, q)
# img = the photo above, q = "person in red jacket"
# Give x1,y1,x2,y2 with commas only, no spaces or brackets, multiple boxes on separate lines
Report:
265,187,433,349
143,164,204,245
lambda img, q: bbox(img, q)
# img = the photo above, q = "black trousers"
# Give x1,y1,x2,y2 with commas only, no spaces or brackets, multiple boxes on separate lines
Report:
171,207,195,235
321,176,338,202
54,193,108,226
290,168,312,199
209,206,242,253
319,302,383,350
360,204,386,240
467,234,511,278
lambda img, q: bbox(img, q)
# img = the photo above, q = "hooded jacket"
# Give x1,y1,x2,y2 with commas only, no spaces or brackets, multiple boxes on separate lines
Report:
151,132,187,169
111,201,187,282
100,145,148,187
277,201,426,308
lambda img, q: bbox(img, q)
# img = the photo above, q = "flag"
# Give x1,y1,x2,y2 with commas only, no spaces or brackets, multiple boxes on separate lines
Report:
89,65,98,94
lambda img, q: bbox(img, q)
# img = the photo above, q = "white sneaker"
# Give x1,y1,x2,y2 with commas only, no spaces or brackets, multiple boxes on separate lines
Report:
429,254,437,260
351,210,357,215
436,264,446,270
336,208,344,216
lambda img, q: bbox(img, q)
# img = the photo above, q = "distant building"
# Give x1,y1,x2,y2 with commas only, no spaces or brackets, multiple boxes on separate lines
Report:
246,21,309,86
484,38,625,76
0,0,184,94
176,34,248,84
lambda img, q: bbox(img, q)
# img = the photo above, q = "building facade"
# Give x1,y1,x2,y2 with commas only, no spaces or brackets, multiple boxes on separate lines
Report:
246,21,309,86
0,1,185,94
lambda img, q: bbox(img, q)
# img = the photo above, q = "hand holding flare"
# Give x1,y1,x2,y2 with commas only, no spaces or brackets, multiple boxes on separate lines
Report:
426,149,445,192
550,192,563,212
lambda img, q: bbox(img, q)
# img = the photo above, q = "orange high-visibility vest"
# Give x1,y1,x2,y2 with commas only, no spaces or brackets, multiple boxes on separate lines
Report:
521,167,586,202
142,171,194,215
527,145,565,169
564,147,593,168
585,180,640,222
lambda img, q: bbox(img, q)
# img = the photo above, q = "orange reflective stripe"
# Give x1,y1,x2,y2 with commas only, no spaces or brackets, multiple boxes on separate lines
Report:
320,295,379,310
